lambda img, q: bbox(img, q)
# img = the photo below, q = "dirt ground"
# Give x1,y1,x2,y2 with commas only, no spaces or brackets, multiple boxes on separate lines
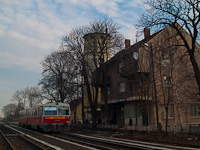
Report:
113,131,200,147
69,128,200,148
4,122,200,148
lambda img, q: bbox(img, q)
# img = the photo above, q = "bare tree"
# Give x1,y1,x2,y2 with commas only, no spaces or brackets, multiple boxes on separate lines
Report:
154,32,178,133
144,27,198,133
14,103,24,118
2,103,17,120
87,18,124,53
139,0,200,94
39,49,78,103
11,86,42,108
11,90,27,108
62,26,86,124
24,86,43,107
87,18,124,125
63,18,124,128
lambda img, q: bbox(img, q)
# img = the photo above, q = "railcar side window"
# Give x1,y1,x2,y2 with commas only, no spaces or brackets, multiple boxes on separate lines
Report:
58,107,69,115
44,106,57,116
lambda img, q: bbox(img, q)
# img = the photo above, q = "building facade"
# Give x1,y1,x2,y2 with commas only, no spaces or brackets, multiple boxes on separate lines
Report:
71,24,200,131
98,24,200,131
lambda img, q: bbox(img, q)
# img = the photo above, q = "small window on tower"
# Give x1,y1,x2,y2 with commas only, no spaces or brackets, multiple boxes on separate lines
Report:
118,62,124,73
164,76,171,87
107,87,110,96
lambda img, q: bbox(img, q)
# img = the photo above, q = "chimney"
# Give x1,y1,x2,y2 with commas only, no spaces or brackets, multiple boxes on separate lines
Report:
125,39,130,48
144,28,150,39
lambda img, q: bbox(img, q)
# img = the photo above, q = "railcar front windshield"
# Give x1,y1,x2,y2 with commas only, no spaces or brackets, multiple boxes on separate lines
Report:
58,106,69,115
44,106,57,116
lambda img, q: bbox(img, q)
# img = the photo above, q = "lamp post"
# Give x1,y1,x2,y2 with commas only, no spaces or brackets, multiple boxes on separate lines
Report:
143,43,160,132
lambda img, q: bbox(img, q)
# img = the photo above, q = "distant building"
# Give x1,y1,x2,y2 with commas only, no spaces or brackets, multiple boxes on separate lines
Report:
82,32,111,123
97,23,200,131
70,98,82,124
71,23,200,132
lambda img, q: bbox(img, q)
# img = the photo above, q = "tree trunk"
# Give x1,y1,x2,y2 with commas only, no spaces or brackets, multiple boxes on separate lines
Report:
81,83,85,125
83,65,99,129
103,80,109,124
189,53,200,94
150,43,160,132
165,108,169,134
74,109,77,124
91,106,97,129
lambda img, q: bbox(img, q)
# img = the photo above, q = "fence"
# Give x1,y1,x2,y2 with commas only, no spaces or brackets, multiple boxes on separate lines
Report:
126,124,200,134
71,123,200,134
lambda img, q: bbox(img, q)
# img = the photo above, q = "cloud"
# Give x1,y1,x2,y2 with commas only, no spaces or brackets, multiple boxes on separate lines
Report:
0,51,42,72
0,0,71,71
0,0,148,72
89,0,120,17
0,0,149,117
0,0,147,73
126,0,146,8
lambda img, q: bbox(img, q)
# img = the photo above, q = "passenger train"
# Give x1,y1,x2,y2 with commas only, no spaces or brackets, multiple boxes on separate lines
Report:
19,102,70,132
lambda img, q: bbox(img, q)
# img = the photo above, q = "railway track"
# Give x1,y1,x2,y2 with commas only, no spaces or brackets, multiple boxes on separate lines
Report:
6,124,95,150
5,124,200,150
0,126,13,150
51,132,121,150
52,132,200,150
0,124,55,150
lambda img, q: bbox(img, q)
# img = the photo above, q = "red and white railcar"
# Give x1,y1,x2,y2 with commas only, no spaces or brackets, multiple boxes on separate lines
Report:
19,102,70,132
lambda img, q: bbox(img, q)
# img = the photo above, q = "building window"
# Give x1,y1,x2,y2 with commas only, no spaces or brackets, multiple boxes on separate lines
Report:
168,105,174,118
162,59,170,67
162,104,174,119
190,104,200,117
162,50,169,60
164,76,171,87
107,87,110,96
118,82,126,93
118,62,124,72
161,50,170,67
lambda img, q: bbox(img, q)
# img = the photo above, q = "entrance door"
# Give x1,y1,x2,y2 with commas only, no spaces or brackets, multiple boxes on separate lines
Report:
142,109,149,126
118,106,124,128
108,104,124,128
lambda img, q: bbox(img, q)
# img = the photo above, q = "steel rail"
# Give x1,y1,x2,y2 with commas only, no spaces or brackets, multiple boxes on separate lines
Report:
52,134,116,150
107,135,200,150
2,124,55,150
10,124,200,150
10,124,95,150
61,133,164,150
66,132,200,150
0,129,15,150
18,133,54,150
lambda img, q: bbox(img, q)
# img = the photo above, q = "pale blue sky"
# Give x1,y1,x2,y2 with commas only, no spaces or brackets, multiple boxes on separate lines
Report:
0,0,147,116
